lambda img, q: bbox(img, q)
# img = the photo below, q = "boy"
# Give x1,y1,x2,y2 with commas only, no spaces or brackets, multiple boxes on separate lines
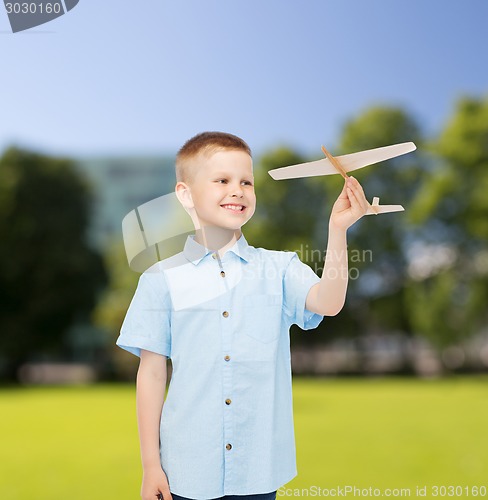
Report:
116,132,369,500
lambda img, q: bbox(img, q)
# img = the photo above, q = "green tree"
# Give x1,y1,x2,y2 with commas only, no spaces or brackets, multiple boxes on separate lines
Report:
405,96,488,351
91,237,142,380
0,147,108,382
331,106,424,338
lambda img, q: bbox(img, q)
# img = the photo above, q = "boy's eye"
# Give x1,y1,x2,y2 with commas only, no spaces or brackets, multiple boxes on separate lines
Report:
216,179,253,186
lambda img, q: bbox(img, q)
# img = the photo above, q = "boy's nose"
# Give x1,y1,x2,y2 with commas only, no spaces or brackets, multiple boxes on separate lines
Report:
230,184,244,197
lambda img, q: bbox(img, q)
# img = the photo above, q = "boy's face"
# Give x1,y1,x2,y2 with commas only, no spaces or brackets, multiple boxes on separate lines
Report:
182,149,256,231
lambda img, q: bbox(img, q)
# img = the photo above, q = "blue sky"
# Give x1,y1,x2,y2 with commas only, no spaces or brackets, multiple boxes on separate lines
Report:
1,0,487,159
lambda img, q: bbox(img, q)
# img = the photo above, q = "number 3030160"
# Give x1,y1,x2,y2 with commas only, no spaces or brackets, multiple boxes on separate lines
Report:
5,3,62,14
431,485,487,496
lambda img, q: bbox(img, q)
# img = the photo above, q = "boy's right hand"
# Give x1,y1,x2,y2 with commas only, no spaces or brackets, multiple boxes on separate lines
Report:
141,465,172,500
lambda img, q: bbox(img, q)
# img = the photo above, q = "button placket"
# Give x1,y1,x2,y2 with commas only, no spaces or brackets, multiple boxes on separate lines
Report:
218,251,234,481
214,252,226,279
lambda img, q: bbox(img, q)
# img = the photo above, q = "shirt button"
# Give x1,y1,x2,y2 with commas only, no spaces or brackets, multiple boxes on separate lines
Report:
212,253,217,259
225,398,232,405
222,311,229,318
226,443,232,450
220,271,225,277
224,355,231,361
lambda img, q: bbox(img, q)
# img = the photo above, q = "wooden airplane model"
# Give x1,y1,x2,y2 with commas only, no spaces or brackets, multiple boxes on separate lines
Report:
267,142,416,215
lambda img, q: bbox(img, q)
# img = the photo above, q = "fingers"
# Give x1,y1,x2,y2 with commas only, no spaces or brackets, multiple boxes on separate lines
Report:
337,178,349,199
346,176,369,214
143,481,171,500
347,176,365,198
154,492,171,500
160,486,172,500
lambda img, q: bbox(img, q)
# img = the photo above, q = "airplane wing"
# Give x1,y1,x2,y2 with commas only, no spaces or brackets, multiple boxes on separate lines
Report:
267,142,416,180
336,142,416,173
366,197,405,215
267,158,336,180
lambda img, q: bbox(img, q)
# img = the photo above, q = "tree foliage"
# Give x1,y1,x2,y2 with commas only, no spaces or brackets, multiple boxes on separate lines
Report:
0,147,108,380
405,96,488,349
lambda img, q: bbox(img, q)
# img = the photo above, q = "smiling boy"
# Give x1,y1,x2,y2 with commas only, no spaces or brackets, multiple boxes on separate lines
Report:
116,132,369,500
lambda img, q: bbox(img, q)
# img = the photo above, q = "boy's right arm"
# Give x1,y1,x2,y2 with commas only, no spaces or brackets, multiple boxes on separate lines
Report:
137,349,172,500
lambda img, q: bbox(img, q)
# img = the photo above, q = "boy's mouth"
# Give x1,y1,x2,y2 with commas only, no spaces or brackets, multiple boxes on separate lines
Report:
220,204,246,213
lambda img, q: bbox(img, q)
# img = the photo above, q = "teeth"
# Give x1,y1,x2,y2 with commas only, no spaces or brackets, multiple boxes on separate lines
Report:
222,205,243,211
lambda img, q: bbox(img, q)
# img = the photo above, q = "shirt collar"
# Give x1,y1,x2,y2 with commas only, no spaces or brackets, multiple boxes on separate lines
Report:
183,232,252,265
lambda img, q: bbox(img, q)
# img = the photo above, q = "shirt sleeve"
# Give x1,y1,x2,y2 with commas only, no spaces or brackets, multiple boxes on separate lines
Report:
283,252,324,330
116,269,172,358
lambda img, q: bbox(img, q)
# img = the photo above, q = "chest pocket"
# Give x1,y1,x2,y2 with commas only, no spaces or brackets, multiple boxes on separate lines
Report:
242,293,282,344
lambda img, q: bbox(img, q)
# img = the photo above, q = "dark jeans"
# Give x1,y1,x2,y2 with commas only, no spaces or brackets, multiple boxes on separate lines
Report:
170,491,277,500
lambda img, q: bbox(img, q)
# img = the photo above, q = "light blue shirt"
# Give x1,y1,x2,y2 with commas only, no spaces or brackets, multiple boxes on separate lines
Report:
116,232,324,499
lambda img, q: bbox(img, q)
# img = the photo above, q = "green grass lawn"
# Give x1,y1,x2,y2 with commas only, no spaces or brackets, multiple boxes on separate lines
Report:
1,377,487,499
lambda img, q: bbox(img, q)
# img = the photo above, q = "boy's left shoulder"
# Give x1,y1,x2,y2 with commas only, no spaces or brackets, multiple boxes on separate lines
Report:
248,244,298,266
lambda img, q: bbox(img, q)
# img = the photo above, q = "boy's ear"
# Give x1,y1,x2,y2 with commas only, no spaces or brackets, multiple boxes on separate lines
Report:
175,181,194,210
